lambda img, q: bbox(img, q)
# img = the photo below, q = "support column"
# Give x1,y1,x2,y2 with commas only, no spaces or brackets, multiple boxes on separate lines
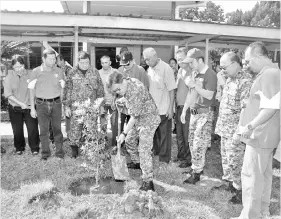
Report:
82,1,91,52
74,26,79,67
90,45,96,68
171,1,176,58
274,48,277,62
26,42,30,69
205,38,209,65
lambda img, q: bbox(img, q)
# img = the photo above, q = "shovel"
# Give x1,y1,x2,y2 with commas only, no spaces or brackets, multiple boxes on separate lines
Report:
111,110,130,181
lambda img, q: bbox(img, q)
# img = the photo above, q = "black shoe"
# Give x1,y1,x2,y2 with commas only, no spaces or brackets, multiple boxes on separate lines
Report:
211,181,236,193
140,181,155,191
32,151,39,156
127,162,141,169
15,151,23,155
183,171,203,184
70,145,79,158
179,161,192,168
41,157,48,161
229,189,242,204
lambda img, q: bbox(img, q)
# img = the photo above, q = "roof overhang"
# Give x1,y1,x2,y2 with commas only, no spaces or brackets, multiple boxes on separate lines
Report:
1,11,280,50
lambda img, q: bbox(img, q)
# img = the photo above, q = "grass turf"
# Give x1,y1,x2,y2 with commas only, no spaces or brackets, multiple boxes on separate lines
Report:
1,136,280,219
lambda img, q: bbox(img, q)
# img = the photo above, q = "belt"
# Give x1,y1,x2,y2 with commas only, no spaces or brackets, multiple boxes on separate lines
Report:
37,96,60,102
190,107,210,115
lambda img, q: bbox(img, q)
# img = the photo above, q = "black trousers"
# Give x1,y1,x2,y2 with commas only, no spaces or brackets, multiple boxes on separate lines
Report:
153,115,172,163
8,105,40,152
176,106,191,162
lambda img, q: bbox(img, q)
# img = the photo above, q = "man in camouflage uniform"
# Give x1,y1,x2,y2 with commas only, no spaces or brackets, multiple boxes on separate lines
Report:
182,48,217,184
214,52,253,204
108,71,160,191
64,51,105,158
117,51,149,169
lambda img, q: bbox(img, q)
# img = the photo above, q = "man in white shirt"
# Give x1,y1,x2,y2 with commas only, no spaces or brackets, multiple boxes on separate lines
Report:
143,47,177,163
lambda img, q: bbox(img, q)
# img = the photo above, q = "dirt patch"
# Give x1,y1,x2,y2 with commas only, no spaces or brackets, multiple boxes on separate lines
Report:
69,177,125,196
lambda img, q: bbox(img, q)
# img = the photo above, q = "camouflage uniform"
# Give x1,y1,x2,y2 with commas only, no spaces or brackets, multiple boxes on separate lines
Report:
189,110,213,173
64,66,105,147
215,70,252,190
123,78,160,182
118,64,150,163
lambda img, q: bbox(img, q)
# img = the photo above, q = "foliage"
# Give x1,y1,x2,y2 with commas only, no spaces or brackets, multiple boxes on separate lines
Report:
75,97,110,187
226,1,280,27
180,1,224,22
1,41,31,59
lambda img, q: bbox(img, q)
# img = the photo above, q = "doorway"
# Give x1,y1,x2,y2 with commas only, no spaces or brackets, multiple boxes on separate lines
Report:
95,47,118,70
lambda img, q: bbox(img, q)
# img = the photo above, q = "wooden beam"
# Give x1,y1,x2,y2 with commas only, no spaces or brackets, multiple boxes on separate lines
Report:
1,35,181,46
1,12,280,41
186,34,218,44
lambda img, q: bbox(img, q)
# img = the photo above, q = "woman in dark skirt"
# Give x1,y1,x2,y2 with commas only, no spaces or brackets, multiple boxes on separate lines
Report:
3,55,40,155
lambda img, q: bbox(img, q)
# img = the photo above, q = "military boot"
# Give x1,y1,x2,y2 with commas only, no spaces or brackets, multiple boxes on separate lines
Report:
140,181,155,191
229,189,242,204
70,145,79,159
183,171,202,184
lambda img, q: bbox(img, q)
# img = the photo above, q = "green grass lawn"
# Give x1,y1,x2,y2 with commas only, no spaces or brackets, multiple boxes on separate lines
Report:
1,136,280,219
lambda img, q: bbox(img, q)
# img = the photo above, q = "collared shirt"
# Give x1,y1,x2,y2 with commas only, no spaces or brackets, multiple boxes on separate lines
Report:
4,69,30,106
239,63,280,149
191,66,217,109
118,64,149,89
215,70,253,138
29,65,64,99
176,68,191,106
98,67,116,105
147,59,177,115
64,66,104,109
124,78,159,127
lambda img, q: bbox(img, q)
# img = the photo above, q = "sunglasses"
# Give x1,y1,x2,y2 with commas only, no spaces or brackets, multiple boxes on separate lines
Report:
123,62,130,66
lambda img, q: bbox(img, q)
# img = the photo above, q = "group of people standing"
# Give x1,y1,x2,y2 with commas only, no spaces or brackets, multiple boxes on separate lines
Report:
3,41,280,219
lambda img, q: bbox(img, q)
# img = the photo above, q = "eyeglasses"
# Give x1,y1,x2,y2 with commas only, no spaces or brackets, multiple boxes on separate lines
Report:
123,62,130,66
220,62,234,71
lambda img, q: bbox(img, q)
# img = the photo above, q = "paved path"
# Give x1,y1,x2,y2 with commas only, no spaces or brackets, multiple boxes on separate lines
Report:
0,121,67,139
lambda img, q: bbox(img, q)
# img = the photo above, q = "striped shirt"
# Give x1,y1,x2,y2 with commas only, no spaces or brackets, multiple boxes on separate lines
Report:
147,59,177,115
4,69,30,106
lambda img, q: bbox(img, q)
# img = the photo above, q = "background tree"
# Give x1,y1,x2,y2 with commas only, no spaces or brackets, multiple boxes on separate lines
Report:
1,41,31,60
180,1,224,22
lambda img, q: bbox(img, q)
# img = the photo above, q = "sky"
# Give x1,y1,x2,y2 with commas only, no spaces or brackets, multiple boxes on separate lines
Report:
0,1,258,14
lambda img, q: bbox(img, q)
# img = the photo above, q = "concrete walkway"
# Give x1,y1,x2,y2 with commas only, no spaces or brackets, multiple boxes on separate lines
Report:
0,121,67,139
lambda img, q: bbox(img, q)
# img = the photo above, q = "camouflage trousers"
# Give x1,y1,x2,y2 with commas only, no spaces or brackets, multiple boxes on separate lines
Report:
126,125,140,163
221,136,245,190
126,115,160,182
189,111,212,173
68,114,107,147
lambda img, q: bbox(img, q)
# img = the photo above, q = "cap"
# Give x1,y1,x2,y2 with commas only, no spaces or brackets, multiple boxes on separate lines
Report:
120,51,133,66
186,48,204,59
181,56,193,64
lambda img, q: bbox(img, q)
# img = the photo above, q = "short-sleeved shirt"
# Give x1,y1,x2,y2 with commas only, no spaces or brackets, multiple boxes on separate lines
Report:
118,64,149,89
176,68,191,106
124,78,159,127
29,65,64,99
239,63,280,149
98,67,116,105
64,66,104,109
3,69,30,106
147,59,177,115
191,66,217,109
215,70,253,138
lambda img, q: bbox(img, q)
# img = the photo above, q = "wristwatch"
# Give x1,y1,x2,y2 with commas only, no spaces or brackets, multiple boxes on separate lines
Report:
247,124,254,130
